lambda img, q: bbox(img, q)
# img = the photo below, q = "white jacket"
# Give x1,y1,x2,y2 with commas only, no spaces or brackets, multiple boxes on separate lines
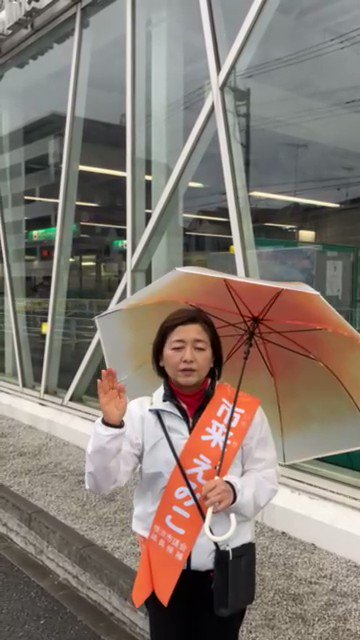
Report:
86,384,279,571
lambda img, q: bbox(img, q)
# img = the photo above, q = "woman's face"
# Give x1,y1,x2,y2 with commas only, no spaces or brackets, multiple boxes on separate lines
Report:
160,323,214,392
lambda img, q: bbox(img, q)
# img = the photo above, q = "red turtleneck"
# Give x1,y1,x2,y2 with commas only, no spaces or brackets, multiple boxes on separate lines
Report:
169,378,209,419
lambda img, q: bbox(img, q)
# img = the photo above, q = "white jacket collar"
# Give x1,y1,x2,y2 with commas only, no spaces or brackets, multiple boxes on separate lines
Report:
150,384,180,414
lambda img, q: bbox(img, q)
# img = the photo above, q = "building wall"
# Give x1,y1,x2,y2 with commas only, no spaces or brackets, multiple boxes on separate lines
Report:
0,0,360,476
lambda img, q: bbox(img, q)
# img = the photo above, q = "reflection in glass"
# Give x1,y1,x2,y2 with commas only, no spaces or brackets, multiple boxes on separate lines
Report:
0,243,3,374
148,116,235,277
211,0,254,64
76,284,127,405
81,354,106,407
0,234,17,383
134,0,210,281
225,0,360,472
54,0,127,394
225,0,360,326
0,19,75,387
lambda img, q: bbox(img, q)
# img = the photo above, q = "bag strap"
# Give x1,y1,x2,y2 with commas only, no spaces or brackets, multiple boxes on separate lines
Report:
155,410,220,551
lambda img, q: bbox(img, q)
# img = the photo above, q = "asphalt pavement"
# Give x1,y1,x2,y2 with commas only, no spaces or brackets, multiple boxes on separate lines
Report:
1,552,101,640
1,416,360,640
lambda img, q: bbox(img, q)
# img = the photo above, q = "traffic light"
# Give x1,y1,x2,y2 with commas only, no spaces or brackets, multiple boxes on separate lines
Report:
40,247,54,260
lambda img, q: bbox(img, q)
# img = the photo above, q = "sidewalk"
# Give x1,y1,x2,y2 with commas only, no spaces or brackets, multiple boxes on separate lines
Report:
1,415,359,640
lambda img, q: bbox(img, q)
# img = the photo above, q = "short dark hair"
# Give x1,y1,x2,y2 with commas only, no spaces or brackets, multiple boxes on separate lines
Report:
152,307,223,380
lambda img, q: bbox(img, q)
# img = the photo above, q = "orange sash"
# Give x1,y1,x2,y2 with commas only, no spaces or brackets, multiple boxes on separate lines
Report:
132,383,260,608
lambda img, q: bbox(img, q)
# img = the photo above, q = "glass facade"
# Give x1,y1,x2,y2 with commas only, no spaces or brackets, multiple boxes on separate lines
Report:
0,0,359,475
134,0,210,222
52,0,127,394
0,205,18,384
0,18,75,387
211,0,254,63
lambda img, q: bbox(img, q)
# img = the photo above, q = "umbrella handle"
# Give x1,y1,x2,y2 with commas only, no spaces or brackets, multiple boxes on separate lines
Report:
203,475,237,542
204,507,237,542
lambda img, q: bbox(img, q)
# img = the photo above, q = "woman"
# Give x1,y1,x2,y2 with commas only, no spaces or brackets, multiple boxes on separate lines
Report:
86,307,278,640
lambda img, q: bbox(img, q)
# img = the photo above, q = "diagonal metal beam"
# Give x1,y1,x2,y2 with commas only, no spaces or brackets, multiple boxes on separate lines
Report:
218,0,269,89
40,4,83,398
64,0,272,405
64,94,214,403
199,0,247,276
63,272,127,403
130,92,214,272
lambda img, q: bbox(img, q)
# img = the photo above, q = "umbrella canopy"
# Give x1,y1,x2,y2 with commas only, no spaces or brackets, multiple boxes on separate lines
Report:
95,267,360,464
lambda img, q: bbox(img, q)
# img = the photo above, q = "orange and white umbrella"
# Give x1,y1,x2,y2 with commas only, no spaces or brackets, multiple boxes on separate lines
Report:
95,266,360,465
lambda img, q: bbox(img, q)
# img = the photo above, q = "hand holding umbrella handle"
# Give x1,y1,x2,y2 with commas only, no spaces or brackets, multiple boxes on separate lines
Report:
203,476,237,542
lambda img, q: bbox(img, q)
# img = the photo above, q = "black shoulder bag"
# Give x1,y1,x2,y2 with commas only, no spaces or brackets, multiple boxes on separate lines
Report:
155,410,256,617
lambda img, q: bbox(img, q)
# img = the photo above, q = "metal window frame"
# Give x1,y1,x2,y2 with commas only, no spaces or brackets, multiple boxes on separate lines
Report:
64,0,268,404
1,0,358,490
63,271,127,403
126,0,135,297
199,0,247,276
40,3,83,398
63,0,135,404
218,0,268,89
130,93,213,272
0,0,269,403
0,192,24,389
126,0,269,275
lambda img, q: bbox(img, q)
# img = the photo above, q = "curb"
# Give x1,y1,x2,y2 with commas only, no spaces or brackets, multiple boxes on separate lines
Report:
0,391,94,450
0,483,148,639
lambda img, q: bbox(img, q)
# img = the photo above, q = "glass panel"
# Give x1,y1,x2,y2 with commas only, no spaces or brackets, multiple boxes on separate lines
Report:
51,0,126,395
71,283,127,406
0,233,17,383
134,0,210,268
225,0,360,314
80,354,106,408
225,0,360,473
66,286,128,409
323,452,360,472
211,0,254,64
137,115,235,278
0,242,3,374
182,120,234,273
0,18,75,388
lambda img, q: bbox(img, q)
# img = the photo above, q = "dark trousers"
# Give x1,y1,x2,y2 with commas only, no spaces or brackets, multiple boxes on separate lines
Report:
145,570,246,640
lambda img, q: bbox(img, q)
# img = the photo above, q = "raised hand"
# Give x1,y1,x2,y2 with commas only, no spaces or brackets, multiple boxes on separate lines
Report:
97,368,127,426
